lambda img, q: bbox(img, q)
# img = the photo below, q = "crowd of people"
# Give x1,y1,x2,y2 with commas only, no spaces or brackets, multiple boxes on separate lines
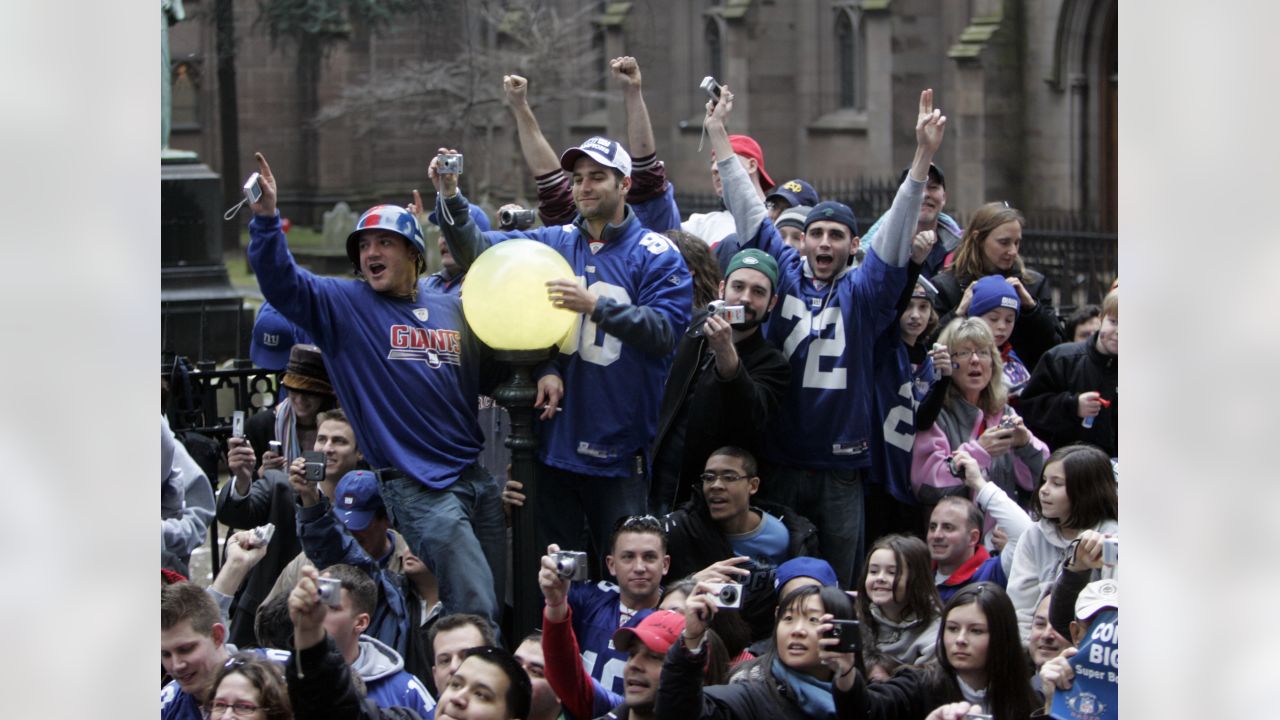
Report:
161,56,1118,720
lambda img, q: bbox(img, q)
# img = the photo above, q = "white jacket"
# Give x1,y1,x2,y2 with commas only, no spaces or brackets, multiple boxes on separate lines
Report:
1006,517,1119,642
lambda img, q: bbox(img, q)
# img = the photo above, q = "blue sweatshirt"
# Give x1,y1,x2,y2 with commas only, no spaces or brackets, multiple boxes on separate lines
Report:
248,212,499,488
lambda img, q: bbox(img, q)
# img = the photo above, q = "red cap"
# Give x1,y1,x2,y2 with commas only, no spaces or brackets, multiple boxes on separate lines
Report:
729,135,775,190
611,610,686,655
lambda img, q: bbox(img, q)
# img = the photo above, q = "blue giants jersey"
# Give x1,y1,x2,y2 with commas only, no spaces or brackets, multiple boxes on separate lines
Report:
742,219,908,470
439,193,692,477
568,582,654,697
870,329,937,505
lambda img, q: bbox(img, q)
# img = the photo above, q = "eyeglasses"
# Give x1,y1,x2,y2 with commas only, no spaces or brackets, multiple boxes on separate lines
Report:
613,514,662,532
208,700,261,717
699,471,749,486
952,349,993,363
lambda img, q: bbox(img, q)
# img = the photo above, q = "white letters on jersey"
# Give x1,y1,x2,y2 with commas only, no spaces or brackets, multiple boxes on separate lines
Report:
559,278,631,366
883,380,918,451
779,295,847,389
581,649,627,693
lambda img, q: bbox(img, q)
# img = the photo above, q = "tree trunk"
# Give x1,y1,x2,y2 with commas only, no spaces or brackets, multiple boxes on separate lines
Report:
215,0,242,254
296,34,322,225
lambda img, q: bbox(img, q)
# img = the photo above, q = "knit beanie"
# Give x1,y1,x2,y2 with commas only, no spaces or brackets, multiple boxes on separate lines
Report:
968,275,1021,318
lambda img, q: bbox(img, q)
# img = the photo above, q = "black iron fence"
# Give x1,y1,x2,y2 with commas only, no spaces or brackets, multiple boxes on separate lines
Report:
674,178,1117,314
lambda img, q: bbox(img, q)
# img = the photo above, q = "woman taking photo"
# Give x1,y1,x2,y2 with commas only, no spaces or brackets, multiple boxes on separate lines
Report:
930,203,1061,370
911,318,1049,512
829,583,1039,720
1006,443,1118,640
657,583,856,719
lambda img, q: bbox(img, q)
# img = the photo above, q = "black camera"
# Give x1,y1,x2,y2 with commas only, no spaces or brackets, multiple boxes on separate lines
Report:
302,450,326,483
946,456,965,478
499,207,537,230
824,618,861,654
550,550,590,582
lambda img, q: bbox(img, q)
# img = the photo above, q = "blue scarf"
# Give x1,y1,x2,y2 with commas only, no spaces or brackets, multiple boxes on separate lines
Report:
771,657,836,719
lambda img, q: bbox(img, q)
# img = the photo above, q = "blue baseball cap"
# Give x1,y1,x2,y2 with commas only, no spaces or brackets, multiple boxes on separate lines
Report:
805,200,859,237
766,179,819,210
250,303,298,372
334,471,384,532
774,557,838,591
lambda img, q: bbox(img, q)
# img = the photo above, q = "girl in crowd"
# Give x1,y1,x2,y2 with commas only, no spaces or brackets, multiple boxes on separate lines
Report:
1006,443,1118,640
929,203,1061,370
858,534,943,674
964,275,1031,400
205,653,292,720
658,584,856,719
911,318,1049,512
850,583,1040,720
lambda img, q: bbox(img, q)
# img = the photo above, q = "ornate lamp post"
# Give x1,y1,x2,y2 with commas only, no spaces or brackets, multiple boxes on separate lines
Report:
461,240,576,640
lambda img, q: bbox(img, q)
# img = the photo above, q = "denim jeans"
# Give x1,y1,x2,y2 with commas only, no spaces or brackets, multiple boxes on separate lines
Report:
763,465,866,588
378,463,507,634
531,460,649,571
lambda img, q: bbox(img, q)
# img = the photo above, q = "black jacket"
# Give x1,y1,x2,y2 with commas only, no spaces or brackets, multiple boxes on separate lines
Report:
287,634,423,720
931,268,1062,371
663,494,820,640
1017,333,1117,457
651,319,791,509
656,640,816,720
215,468,302,647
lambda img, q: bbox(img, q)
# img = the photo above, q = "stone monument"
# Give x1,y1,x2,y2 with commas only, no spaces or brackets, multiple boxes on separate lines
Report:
161,0,252,363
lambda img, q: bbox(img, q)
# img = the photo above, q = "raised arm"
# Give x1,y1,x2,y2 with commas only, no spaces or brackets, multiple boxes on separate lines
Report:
870,89,947,268
612,56,655,159
431,146,496,271
504,74,560,176
703,88,768,245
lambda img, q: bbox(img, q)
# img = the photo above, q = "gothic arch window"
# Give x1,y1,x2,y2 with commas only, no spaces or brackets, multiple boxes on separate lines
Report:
706,18,724,82
836,9,865,110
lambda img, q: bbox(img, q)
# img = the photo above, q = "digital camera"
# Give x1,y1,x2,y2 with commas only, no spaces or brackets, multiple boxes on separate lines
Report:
824,618,861,654
499,207,537,230
946,456,965,478
551,551,590,582
243,172,263,204
707,300,746,324
251,522,275,546
302,450,326,483
232,410,245,439
316,576,343,608
706,582,742,609
436,153,464,175
700,75,724,101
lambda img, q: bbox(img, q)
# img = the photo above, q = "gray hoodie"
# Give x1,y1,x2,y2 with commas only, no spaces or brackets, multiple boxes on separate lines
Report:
353,635,435,717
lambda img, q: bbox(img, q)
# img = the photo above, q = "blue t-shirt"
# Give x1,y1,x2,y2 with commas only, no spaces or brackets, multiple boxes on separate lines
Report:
728,512,790,601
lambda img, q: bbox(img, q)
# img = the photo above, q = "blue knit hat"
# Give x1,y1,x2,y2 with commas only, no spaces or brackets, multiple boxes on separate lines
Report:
805,201,859,237
968,275,1021,318
774,557,839,591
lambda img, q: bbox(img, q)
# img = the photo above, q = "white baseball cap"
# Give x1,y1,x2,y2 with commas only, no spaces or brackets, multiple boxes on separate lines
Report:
1074,579,1119,621
559,136,632,177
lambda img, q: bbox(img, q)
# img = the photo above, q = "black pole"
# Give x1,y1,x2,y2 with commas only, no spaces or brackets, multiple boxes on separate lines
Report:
491,349,551,642
214,0,242,254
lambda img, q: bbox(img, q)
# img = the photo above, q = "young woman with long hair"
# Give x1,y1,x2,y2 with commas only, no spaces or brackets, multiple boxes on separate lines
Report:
858,534,943,674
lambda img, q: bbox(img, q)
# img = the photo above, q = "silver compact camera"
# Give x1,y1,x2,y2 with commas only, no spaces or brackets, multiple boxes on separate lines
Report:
551,551,590,582
705,582,742,609
436,153,464,175
1101,536,1118,579
316,576,343,608
700,75,723,101
243,172,263,204
250,522,275,546
707,300,746,324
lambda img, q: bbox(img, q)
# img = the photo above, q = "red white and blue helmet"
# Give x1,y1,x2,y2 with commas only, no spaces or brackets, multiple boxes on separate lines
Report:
346,205,427,273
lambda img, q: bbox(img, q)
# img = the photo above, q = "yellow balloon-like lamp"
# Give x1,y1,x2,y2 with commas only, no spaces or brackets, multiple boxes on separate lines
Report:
461,239,577,350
